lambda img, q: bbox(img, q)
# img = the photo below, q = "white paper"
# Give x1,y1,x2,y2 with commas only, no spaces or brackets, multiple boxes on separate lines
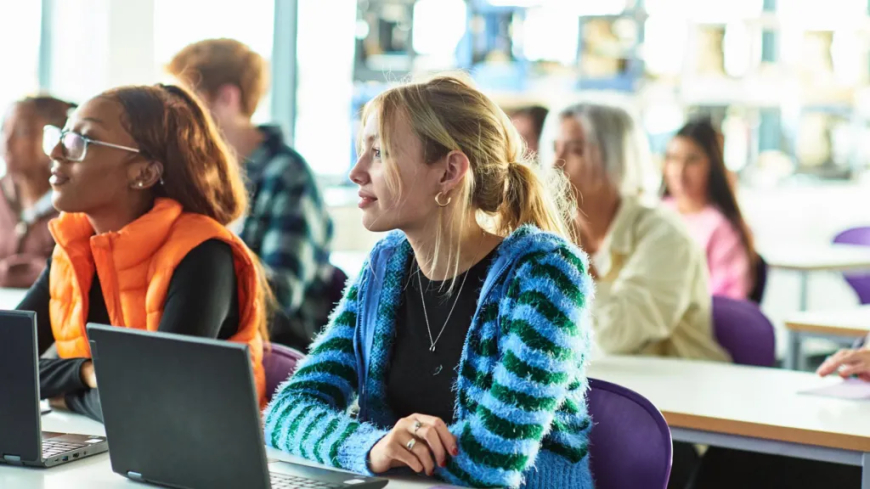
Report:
799,378,870,400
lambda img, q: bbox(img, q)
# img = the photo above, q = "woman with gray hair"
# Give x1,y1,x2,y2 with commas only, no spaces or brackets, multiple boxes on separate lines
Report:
553,102,728,362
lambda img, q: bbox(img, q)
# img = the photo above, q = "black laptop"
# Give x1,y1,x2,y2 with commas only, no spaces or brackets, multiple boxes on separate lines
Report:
0,311,108,467
87,323,389,489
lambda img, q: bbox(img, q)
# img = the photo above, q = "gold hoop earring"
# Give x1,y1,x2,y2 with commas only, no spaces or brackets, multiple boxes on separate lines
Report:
435,192,452,207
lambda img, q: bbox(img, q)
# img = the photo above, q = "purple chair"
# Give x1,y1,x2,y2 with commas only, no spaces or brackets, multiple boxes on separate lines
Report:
712,296,776,367
587,378,672,489
263,343,306,401
834,227,870,304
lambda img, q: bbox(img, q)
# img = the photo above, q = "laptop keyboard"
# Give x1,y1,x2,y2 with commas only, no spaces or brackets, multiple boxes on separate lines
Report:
269,472,347,489
42,439,86,458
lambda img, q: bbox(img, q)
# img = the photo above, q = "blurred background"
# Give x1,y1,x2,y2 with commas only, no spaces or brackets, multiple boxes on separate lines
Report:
4,0,870,354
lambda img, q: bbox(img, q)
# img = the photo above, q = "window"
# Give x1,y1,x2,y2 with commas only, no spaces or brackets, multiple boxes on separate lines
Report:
0,2,42,175
0,2,41,105
294,0,357,178
522,6,579,65
46,0,275,122
412,0,466,70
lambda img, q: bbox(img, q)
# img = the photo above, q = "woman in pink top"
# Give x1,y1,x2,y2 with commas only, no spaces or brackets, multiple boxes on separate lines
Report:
663,118,755,300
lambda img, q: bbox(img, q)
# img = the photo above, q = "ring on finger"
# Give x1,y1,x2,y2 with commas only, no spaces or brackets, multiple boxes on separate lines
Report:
413,420,422,434
406,438,417,451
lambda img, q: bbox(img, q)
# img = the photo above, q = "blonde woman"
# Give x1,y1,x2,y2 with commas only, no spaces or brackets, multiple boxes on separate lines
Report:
553,103,728,362
264,75,594,488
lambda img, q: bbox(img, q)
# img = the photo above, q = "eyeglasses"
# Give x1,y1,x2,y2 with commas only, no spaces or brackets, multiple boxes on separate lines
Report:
43,125,140,162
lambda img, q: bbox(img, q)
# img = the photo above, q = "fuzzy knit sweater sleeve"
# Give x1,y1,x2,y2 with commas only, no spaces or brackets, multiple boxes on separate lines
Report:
437,244,594,488
262,269,390,475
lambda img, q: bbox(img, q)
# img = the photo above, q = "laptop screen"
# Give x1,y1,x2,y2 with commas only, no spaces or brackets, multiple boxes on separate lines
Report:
88,324,270,488
0,311,42,462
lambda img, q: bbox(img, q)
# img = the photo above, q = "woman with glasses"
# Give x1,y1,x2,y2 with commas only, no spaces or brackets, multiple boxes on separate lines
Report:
15,84,271,421
0,96,75,288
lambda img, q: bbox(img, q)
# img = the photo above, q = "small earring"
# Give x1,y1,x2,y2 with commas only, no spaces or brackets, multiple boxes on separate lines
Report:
435,192,451,207
137,181,144,188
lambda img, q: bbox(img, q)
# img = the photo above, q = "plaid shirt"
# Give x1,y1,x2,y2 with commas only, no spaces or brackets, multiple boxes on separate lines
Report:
241,126,334,346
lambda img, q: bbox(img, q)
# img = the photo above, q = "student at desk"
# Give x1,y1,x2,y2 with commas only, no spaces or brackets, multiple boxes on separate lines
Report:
552,103,728,362
264,75,595,488
15,84,270,421
662,118,755,300
168,39,336,351
0,96,75,288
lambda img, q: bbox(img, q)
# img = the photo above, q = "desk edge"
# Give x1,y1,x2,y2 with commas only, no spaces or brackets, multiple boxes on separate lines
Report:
664,412,870,452
784,322,870,337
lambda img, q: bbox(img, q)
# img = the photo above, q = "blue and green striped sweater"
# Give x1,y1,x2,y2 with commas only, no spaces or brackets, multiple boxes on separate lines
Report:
263,226,595,488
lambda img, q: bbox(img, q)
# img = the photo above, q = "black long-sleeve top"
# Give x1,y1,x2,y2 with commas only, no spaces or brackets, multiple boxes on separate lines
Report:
17,239,240,421
386,248,496,423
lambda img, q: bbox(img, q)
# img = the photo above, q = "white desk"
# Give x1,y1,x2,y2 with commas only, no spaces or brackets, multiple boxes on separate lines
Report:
765,244,870,370
785,306,870,370
0,287,26,309
766,243,870,311
786,306,870,339
589,355,870,489
0,411,449,488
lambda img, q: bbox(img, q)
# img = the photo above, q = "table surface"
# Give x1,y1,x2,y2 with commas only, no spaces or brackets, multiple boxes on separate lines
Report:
764,243,870,272
0,287,26,310
588,355,870,452
0,411,448,489
785,305,870,337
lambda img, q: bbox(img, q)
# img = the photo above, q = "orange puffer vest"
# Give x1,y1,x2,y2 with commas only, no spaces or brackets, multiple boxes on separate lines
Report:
48,198,266,406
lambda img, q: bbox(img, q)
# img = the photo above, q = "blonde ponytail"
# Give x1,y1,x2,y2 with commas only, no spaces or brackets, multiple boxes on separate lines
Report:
501,161,576,242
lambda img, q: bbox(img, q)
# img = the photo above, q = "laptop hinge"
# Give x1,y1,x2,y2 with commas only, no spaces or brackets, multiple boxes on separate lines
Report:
127,471,145,481
3,455,21,463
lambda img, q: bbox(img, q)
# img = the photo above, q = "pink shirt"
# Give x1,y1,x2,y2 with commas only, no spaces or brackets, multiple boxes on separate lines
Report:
664,200,751,299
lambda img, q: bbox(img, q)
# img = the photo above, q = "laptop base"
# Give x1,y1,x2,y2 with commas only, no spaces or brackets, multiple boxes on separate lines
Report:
0,433,108,468
269,461,387,488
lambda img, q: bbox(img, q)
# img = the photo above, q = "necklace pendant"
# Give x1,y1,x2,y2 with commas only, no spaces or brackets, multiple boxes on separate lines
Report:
429,344,436,353
433,365,443,376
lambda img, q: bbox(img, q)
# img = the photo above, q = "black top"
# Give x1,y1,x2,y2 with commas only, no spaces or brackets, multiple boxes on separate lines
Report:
17,239,240,421
386,248,497,423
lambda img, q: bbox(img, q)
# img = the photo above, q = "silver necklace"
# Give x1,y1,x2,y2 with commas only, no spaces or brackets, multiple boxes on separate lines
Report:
416,262,470,354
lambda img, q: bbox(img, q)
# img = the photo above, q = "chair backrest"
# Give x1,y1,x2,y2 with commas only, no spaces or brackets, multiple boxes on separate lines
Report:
267,265,349,351
833,227,870,304
263,343,306,401
587,378,672,489
747,253,768,304
711,296,776,367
